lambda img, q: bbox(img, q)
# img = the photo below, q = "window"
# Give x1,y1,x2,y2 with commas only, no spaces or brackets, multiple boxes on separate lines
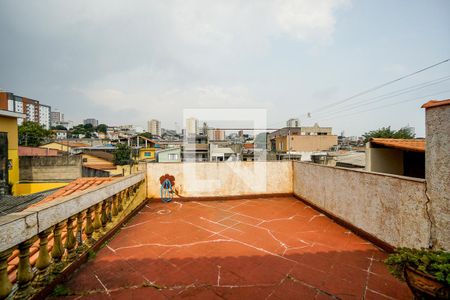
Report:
144,152,152,157
168,153,178,161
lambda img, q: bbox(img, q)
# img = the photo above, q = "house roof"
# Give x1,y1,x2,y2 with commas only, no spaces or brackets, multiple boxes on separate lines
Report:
369,138,425,153
18,146,59,157
82,150,114,162
84,163,116,171
421,99,450,109
42,141,90,148
0,189,57,215
27,177,116,208
156,147,181,153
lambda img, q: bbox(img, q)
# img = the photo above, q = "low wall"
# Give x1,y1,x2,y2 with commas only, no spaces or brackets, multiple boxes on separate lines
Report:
293,162,430,248
146,161,293,198
0,172,146,252
19,156,82,181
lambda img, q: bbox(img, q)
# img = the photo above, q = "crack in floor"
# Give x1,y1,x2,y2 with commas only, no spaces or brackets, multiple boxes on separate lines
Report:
60,198,411,299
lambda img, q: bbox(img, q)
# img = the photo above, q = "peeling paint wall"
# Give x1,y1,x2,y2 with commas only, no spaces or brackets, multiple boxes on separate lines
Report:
293,161,430,248
146,161,293,198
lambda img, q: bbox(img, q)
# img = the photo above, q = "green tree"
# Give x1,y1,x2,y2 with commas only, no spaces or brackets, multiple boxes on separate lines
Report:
51,125,67,130
113,143,132,165
363,126,415,143
96,124,108,134
139,132,153,139
18,121,51,147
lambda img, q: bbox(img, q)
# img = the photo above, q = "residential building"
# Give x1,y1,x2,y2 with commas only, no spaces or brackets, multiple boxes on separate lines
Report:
83,118,98,127
207,129,225,141
40,141,90,153
275,135,337,153
51,111,64,125
52,130,68,140
209,144,235,161
0,91,52,129
148,119,161,136
157,147,181,163
366,138,425,178
185,117,199,136
286,118,300,127
0,108,24,195
269,123,335,154
138,148,157,161
38,104,51,129
79,150,116,172
269,123,332,140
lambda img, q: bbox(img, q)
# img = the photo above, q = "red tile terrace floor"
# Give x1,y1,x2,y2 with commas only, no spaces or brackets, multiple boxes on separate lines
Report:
53,196,412,299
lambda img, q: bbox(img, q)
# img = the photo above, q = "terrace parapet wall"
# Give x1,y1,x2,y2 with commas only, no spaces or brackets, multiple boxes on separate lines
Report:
423,101,450,250
0,172,146,299
293,161,430,249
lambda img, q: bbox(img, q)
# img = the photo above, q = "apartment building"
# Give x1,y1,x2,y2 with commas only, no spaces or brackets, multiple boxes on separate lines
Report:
51,111,64,124
83,118,99,127
207,129,225,141
269,123,336,153
0,91,51,129
148,119,161,136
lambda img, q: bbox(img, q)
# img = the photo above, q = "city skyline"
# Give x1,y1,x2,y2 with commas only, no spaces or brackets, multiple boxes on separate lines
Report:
1,1,449,137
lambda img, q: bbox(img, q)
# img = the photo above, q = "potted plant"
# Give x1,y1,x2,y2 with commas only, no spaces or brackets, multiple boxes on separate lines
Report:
385,248,450,299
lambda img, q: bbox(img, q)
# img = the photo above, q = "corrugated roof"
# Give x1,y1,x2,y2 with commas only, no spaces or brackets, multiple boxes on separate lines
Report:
421,99,450,109
370,138,425,152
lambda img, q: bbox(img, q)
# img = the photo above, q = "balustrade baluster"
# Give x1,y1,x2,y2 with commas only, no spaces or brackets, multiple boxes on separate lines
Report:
118,191,124,213
112,194,118,218
76,211,85,254
0,248,14,299
51,222,65,274
65,217,77,262
92,203,102,239
107,198,112,223
14,238,36,299
101,201,108,232
33,228,53,288
85,207,95,245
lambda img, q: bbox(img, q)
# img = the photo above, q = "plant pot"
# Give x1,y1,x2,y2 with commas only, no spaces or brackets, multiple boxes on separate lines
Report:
404,266,450,299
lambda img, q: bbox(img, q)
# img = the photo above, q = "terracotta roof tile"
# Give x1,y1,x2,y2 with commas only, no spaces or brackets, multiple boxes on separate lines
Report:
28,177,116,208
370,138,425,152
421,99,450,109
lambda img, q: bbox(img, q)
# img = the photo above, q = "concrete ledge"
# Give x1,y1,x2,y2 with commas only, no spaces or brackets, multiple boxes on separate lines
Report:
31,197,149,300
0,172,145,252
295,161,426,183
150,193,293,202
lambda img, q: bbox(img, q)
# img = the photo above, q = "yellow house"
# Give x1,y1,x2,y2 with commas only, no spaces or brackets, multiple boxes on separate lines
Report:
0,109,25,195
138,148,157,161
40,141,89,153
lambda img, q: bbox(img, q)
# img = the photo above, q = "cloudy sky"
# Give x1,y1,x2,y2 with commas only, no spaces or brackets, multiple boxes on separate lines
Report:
1,0,449,136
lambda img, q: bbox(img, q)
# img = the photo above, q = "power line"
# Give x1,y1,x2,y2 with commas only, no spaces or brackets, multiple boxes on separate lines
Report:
313,75,450,119
310,58,450,115
317,88,450,122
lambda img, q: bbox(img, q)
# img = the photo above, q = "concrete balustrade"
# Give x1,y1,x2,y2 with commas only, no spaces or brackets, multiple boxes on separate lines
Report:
0,172,146,299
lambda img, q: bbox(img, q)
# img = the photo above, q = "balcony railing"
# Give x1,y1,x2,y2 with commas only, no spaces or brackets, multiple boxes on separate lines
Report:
0,172,146,299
